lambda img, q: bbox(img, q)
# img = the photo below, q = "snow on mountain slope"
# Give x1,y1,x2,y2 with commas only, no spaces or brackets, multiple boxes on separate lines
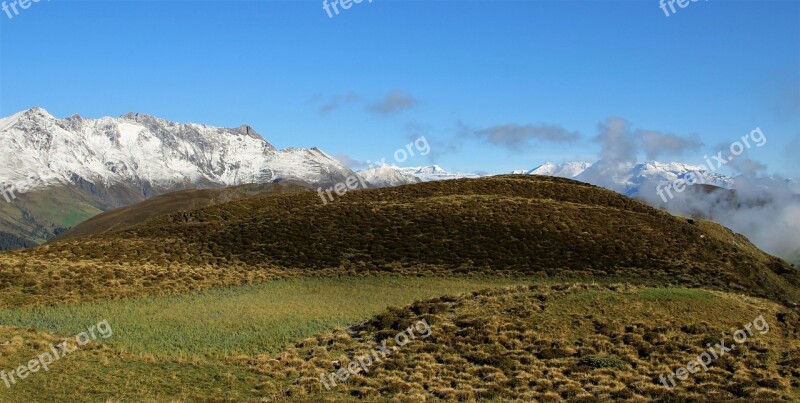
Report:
524,162,593,178
397,165,481,182
268,147,355,185
0,107,355,193
577,161,734,196
356,165,421,188
623,161,734,192
518,160,734,196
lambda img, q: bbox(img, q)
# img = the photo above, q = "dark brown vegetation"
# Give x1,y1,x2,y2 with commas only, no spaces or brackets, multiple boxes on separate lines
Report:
0,175,797,308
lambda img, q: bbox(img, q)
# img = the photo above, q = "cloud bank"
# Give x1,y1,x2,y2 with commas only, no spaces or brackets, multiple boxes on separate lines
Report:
578,118,799,266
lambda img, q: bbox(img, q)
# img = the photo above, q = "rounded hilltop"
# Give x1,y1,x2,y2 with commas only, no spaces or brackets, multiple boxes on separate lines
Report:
1,175,797,308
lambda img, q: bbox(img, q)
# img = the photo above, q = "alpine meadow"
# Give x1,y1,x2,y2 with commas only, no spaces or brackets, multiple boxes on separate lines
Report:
0,1,798,402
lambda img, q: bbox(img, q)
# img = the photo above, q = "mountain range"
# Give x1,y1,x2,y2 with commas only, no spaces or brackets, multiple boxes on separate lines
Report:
0,108,474,249
374,160,750,197
1,108,797,265
514,161,737,196
0,107,356,193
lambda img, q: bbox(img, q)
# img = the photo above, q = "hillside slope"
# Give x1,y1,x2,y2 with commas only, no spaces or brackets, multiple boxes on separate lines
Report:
0,182,170,248
0,175,797,307
52,182,311,242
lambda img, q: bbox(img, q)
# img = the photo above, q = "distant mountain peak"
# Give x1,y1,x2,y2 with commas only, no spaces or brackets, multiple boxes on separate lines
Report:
526,161,593,178
25,106,52,115
11,106,56,122
0,109,355,193
517,160,735,196
397,165,480,181
356,165,420,188
234,124,261,139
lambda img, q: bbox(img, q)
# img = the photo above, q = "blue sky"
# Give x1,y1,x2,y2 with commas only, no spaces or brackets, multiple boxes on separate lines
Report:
1,0,798,176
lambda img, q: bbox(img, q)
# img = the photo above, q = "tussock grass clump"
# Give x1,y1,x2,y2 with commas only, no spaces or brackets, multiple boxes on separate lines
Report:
243,283,800,401
578,355,629,369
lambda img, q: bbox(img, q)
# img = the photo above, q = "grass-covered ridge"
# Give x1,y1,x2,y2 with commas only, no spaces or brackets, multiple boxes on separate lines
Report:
0,175,797,308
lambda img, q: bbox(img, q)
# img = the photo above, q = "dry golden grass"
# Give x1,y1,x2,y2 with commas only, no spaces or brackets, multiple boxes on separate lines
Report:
243,283,800,402
0,283,797,401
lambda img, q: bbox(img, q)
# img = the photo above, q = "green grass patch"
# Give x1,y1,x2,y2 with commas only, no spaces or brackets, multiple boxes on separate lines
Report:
0,275,528,359
0,326,261,402
636,288,715,301
567,290,620,302
58,210,97,228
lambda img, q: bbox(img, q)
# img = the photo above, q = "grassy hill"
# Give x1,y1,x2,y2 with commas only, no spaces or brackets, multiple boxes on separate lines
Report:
0,178,229,250
0,175,797,308
0,175,798,401
0,185,107,247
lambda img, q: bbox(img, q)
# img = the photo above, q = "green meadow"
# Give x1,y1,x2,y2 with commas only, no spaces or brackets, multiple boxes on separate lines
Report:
0,275,529,359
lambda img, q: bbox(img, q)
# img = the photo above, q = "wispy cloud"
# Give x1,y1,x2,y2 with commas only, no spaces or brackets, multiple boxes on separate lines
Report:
589,118,704,162
333,153,366,169
463,122,580,151
318,93,361,115
594,117,637,163
366,91,418,115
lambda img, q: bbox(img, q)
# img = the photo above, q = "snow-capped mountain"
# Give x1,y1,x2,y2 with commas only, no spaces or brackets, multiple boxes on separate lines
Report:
356,165,421,188
516,162,593,178
0,107,359,249
516,160,734,196
575,161,734,196
355,164,480,187
622,162,734,193
397,165,481,182
0,107,355,195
